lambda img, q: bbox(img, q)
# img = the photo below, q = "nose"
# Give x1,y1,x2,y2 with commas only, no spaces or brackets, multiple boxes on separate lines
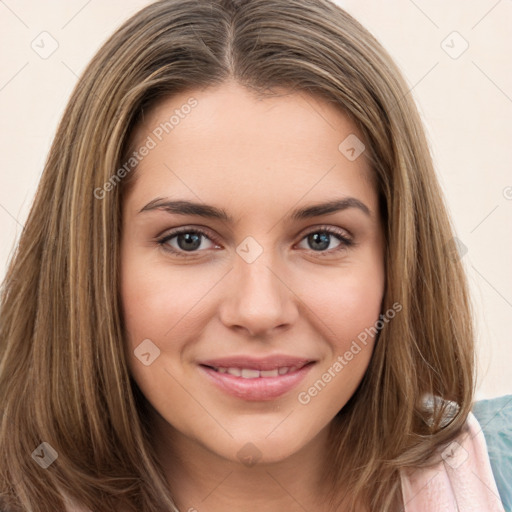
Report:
218,248,299,338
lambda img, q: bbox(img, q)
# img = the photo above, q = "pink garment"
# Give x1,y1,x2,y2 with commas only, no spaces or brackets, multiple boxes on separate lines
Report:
400,412,505,511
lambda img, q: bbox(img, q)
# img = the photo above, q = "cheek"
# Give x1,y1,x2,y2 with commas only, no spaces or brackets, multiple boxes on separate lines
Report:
119,251,210,420
296,256,384,402
120,251,215,346
295,285,383,415
307,260,384,348
334,279,383,347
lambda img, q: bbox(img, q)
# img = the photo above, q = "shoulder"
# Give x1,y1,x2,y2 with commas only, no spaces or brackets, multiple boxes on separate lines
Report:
473,394,512,512
400,406,506,511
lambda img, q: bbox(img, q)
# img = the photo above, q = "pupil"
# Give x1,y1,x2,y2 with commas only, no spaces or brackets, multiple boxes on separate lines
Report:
309,232,329,251
178,233,201,251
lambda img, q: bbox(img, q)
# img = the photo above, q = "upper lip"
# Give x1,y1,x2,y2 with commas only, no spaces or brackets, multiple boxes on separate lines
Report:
199,355,315,371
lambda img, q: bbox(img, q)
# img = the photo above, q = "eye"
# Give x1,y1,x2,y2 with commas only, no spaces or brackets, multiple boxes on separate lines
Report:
157,228,219,257
296,226,353,255
156,225,354,258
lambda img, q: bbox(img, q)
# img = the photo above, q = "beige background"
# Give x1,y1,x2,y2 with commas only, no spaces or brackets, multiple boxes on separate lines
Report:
0,0,510,399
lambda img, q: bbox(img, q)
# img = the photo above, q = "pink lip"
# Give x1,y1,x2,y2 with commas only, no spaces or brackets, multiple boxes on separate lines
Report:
198,355,315,401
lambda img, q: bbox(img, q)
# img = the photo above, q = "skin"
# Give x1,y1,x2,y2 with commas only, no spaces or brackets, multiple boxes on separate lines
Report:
120,80,385,512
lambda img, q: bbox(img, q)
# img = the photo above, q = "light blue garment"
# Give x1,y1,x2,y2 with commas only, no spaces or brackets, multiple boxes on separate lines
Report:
473,395,512,512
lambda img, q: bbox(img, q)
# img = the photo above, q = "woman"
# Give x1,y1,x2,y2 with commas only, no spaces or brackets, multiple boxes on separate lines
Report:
0,0,505,510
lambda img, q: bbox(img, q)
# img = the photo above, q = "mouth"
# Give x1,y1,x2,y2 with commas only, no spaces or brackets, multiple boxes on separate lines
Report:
198,356,316,401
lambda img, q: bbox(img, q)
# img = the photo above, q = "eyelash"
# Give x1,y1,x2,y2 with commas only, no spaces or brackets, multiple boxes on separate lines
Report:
156,225,354,258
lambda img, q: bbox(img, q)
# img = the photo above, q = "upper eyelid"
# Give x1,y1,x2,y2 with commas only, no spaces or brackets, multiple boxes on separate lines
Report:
158,226,221,245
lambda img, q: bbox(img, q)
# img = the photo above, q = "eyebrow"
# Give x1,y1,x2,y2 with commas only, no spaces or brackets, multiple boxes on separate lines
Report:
138,197,371,221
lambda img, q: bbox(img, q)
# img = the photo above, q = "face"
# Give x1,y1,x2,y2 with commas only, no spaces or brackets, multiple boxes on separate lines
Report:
120,80,385,466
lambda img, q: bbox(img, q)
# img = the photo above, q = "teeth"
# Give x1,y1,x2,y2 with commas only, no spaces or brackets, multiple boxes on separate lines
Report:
260,369,279,377
212,366,299,377
241,369,260,379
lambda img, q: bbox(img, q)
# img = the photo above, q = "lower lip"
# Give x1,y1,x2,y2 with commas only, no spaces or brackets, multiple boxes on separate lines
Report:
199,364,314,401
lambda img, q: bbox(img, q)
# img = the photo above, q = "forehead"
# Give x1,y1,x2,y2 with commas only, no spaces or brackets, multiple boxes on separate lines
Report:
131,81,367,153
125,81,377,213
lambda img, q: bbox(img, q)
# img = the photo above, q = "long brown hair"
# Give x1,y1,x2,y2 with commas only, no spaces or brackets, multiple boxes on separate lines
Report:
0,0,475,510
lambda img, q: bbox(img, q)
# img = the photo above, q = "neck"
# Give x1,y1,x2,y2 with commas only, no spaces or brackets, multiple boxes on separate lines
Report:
150,412,345,512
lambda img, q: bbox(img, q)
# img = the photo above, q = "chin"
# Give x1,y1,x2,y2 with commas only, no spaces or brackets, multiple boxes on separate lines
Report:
202,420,324,468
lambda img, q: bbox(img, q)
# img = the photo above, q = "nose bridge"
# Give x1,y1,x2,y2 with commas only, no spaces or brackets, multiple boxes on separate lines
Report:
219,235,297,335
237,246,281,299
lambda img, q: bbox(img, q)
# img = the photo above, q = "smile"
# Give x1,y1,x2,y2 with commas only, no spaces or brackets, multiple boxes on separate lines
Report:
198,356,316,401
